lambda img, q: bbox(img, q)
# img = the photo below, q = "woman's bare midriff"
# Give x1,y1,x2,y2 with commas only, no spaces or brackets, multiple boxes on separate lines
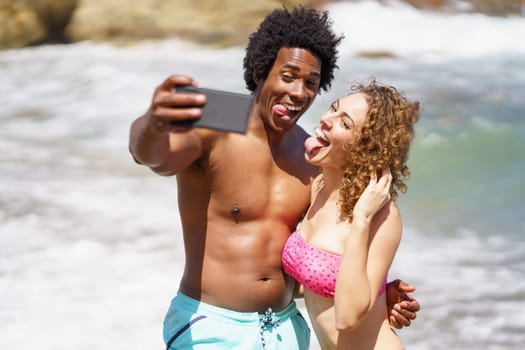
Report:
306,292,403,350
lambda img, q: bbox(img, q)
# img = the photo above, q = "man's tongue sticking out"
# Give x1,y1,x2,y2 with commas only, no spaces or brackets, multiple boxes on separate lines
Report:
272,104,292,120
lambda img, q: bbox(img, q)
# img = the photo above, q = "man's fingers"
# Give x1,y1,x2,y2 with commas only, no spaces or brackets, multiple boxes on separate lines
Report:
398,280,416,293
395,303,418,321
389,315,402,329
393,310,412,327
401,318,411,327
396,299,420,314
160,75,196,90
390,308,411,328
403,300,421,313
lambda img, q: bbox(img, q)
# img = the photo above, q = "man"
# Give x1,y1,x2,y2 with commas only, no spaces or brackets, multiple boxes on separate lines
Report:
129,6,419,349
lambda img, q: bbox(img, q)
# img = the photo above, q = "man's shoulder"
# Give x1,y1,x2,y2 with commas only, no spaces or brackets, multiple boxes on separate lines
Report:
283,124,310,150
290,123,310,138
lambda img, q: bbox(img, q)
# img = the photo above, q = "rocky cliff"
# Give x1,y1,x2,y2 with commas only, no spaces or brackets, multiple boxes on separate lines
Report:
0,0,522,50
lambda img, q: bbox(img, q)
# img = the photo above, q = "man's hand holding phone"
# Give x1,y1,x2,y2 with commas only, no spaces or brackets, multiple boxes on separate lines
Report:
145,75,251,134
145,75,206,133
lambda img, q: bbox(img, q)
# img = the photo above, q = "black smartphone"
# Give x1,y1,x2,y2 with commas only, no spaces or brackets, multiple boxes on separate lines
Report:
171,86,252,134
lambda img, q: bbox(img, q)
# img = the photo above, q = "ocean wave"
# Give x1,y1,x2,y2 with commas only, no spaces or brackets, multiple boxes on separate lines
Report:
327,1,525,60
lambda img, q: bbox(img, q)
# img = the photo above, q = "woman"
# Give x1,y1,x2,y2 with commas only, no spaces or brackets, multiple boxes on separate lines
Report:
282,80,420,349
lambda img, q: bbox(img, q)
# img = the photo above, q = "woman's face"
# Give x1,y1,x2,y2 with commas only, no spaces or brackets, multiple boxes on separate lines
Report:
304,92,369,168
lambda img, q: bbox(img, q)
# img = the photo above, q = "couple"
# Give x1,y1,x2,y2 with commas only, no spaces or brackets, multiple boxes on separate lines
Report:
129,6,420,350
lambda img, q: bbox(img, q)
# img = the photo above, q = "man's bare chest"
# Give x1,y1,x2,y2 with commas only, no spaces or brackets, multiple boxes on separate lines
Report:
205,144,311,222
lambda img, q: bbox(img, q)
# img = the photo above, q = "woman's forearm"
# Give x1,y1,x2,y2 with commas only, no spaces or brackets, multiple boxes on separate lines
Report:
334,217,373,331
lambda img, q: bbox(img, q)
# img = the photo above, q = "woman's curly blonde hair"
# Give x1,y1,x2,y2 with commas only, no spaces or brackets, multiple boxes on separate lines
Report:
338,79,420,222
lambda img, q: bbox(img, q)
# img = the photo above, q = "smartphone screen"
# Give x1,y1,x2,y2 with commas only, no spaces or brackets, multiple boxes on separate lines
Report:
172,86,252,134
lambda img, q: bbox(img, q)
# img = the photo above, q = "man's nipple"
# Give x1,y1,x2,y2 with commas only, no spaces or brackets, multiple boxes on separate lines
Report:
230,205,241,223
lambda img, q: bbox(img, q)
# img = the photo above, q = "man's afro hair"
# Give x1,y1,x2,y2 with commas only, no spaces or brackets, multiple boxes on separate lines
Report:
243,6,343,93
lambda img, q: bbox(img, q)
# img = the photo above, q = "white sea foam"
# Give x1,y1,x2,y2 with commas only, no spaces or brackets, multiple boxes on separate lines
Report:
327,1,525,60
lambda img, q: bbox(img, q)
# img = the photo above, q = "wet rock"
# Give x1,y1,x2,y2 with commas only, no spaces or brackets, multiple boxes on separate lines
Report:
65,0,303,47
0,0,523,50
0,0,46,49
466,0,523,17
405,0,446,8
0,0,77,48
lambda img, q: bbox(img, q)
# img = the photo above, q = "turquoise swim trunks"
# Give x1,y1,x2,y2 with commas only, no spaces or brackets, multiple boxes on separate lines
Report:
163,291,311,349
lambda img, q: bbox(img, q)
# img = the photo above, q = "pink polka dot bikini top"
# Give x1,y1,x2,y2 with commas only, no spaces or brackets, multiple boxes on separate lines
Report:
282,230,386,298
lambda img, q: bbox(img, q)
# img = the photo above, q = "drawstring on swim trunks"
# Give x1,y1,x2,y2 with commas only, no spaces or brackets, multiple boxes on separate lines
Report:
259,307,281,349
